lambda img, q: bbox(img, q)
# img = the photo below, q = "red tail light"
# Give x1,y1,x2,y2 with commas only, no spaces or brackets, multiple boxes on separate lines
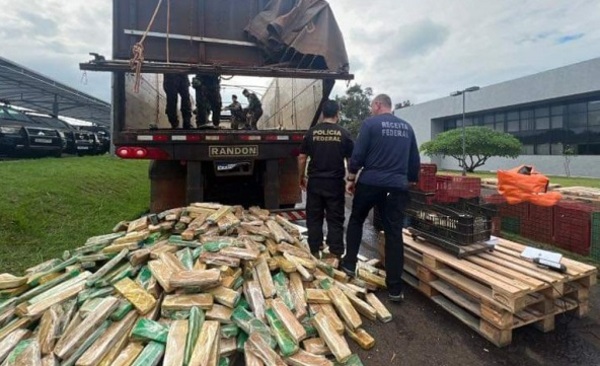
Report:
116,147,170,160
153,135,169,142
291,134,305,141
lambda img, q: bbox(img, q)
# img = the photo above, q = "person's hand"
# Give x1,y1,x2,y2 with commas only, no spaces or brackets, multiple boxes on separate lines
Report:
300,176,307,191
345,181,355,195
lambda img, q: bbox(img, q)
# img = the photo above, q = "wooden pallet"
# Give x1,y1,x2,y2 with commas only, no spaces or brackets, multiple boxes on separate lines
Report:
401,233,597,347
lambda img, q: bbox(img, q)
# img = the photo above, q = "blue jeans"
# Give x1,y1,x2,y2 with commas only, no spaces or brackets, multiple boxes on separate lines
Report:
344,183,409,292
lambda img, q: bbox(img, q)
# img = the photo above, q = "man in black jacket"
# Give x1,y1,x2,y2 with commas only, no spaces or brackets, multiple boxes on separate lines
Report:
298,100,354,259
342,94,420,302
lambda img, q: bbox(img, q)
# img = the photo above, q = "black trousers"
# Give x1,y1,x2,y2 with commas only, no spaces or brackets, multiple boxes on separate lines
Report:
163,74,192,128
345,183,410,292
306,178,345,256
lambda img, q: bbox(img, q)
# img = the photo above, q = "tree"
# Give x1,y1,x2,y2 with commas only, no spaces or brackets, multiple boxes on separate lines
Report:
336,84,372,137
420,126,522,173
394,100,412,110
563,144,576,178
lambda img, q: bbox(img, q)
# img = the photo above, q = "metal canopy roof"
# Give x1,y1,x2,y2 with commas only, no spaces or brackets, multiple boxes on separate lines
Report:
0,56,110,126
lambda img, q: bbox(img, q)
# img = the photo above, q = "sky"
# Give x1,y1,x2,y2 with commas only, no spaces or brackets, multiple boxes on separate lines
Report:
0,0,598,107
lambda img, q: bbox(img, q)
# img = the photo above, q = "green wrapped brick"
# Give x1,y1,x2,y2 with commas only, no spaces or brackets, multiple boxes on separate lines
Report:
301,316,317,338
319,278,334,290
135,266,153,290
16,269,80,304
111,300,134,321
203,241,232,252
265,308,299,357
77,287,115,305
177,248,194,270
3,338,39,366
219,357,231,366
221,324,240,339
161,309,191,320
144,232,163,246
110,264,140,285
131,318,169,344
192,246,205,259
131,341,166,366
78,252,117,263
236,330,249,352
27,256,79,286
169,235,200,248
80,298,104,318
95,263,131,287
232,276,245,291
317,261,335,278
273,272,295,311
236,296,250,310
184,306,204,366
231,306,275,348
61,320,110,366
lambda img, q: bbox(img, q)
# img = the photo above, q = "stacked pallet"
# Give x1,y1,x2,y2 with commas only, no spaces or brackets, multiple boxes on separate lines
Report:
0,204,393,366
400,231,597,347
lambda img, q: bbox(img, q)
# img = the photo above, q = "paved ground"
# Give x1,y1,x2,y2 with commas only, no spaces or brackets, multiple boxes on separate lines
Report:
295,195,600,366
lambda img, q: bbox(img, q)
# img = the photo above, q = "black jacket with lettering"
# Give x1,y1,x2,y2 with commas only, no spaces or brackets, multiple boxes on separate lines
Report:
349,113,420,189
300,122,354,179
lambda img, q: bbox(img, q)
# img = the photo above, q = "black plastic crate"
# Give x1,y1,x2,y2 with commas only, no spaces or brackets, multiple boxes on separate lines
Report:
406,203,491,246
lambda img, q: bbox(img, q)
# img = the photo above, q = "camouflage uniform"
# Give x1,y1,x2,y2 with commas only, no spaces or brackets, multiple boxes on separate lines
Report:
244,92,263,130
192,75,222,127
224,100,244,130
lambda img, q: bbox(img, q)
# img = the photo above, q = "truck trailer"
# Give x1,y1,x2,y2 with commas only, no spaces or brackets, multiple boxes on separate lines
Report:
81,0,353,212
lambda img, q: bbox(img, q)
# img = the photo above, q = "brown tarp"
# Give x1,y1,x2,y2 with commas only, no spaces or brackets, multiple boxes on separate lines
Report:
245,0,349,72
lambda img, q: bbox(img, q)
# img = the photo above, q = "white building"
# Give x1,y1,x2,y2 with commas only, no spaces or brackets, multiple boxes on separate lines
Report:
395,57,600,177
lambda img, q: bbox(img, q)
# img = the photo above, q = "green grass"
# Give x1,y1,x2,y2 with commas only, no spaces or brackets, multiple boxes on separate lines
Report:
441,170,600,189
0,155,150,274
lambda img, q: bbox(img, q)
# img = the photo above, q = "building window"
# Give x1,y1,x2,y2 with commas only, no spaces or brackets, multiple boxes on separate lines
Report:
568,102,587,128
551,143,564,155
520,109,534,131
551,115,564,128
507,111,519,132
551,105,565,116
494,112,505,132
536,143,550,155
536,117,550,130
589,111,600,126
521,145,534,155
444,119,456,131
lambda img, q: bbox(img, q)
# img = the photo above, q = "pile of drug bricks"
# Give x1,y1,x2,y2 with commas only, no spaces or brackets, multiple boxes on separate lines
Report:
0,203,392,366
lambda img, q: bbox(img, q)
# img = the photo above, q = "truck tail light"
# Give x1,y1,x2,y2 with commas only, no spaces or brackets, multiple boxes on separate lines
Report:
291,134,304,141
265,135,290,141
116,147,170,160
240,135,261,141
205,135,225,141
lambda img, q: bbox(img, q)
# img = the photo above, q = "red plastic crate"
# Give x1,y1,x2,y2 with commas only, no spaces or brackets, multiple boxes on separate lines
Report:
528,203,554,221
447,176,482,199
553,201,593,255
521,217,554,244
434,176,459,204
499,202,530,220
416,163,437,192
483,194,507,205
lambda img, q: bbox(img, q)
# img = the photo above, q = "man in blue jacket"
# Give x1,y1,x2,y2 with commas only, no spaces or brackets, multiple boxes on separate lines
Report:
342,94,420,302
